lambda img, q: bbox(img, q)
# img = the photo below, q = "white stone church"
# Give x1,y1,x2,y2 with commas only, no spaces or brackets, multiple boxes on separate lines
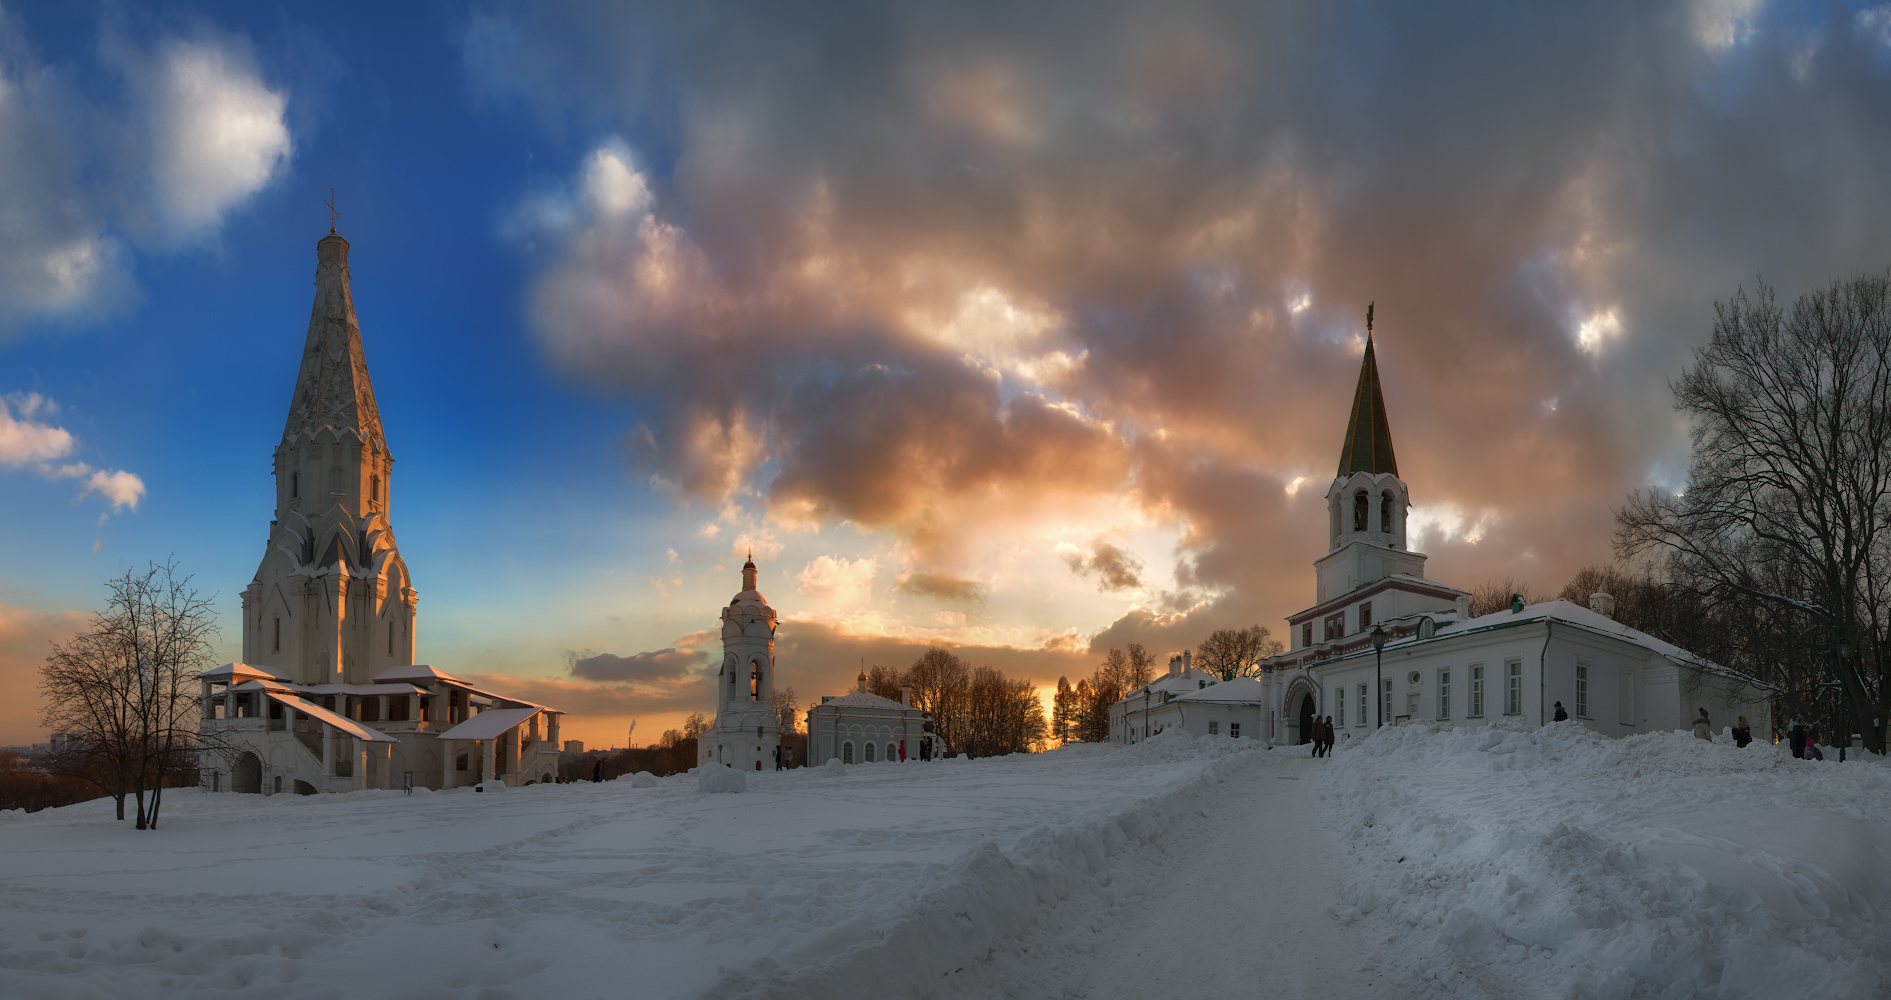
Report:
1114,319,1774,748
198,228,563,795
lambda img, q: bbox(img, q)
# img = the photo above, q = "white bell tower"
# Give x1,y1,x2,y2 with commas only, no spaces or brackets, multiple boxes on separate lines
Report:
701,555,780,771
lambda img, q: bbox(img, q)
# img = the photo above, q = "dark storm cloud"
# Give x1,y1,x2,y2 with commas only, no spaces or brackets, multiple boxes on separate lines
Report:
895,571,984,603
566,646,706,683
474,1,1891,628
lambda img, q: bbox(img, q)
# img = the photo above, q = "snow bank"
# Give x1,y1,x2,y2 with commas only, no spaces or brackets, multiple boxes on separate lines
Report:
619,770,660,787
696,763,749,793
1322,720,1891,999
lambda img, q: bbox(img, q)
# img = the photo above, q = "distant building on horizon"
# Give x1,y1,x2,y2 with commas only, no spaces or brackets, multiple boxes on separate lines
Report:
197,227,563,796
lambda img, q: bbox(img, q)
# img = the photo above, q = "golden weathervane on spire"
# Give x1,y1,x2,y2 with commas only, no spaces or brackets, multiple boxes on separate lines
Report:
325,188,340,234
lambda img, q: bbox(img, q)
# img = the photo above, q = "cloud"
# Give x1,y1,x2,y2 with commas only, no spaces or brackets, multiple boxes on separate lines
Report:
0,393,74,465
894,572,984,604
566,646,707,683
0,602,88,743
1061,540,1145,593
136,37,293,239
795,555,879,606
0,392,143,510
0,16,291,330
476,1,1891,648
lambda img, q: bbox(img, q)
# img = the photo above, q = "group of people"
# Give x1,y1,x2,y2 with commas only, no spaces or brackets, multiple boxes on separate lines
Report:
1307,715,1338,757
1689,708,1756,747
1787,718,1828,760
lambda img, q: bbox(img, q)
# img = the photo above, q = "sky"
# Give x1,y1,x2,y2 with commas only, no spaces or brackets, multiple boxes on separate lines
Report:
5,0,1891,749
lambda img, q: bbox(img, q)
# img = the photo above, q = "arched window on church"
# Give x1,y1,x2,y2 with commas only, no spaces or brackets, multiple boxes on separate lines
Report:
291,472,299,499
371,475,379,507
750,663,761,701
864,742,876,762
1353,491,1369,532
842,741,854,764
1380,491,1394,533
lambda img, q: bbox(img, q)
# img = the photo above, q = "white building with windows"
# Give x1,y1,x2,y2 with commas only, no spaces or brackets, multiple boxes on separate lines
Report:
1109,651,1268,744
199,227,563,795
1246,318,1773,746
805,672,933,764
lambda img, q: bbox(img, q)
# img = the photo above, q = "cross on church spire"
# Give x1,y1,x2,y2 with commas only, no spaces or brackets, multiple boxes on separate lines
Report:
325,188,340,234
1337,302,1399,478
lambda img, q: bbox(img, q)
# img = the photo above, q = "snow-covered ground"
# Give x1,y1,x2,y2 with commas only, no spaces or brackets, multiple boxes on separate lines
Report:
2,725,1884,1000
0,736,1251,1000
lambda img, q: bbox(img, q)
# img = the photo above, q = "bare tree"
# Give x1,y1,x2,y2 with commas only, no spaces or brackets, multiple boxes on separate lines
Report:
40,560,219,829
1616,274,1891,752
681,711,709,739
1467,577,1549,617
1193,625,1283,680
1125,643,1156,687
865,664,902,701
905,647,971,753
773,686,801,733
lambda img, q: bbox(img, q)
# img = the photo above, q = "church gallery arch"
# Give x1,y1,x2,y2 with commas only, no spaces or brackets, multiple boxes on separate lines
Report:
1353,490,1369,532
233,752,263,793
1281,677,1318,745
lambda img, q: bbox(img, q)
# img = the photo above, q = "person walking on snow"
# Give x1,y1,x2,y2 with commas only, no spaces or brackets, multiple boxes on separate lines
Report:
1692,708,1712,741
1732,716,1752,748
1312,717,1325,757
1789,717,1807,758
1324,716,1336,756
1553,701,1568,722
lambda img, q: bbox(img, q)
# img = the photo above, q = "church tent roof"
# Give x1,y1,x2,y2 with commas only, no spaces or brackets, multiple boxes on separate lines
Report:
1337,332,1398,478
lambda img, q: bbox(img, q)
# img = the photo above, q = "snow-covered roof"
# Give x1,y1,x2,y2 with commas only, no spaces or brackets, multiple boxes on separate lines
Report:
815,690,916,712
237,680,428,697
1338,599,1767,689
259,691,397,744
372,663,466,685
436,708,542,741
1173,676,1269,704
1121,667,1221,704
200,662,289,683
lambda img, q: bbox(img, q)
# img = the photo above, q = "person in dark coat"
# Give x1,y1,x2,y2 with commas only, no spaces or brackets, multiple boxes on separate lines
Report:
1324,716,1336,756
1732,716,1752,748
1553,701,1568,722
1789,718,1807,758
591,758,603,783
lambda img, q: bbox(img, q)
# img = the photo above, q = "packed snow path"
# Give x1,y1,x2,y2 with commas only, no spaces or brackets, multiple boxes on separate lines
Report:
989,754,1408,1000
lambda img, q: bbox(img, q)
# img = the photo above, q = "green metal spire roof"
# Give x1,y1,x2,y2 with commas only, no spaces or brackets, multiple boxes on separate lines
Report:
1337,309,1398,478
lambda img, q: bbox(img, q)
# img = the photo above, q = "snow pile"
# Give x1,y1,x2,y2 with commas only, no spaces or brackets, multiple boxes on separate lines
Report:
1323,720,1891,998
620,770,661,787
696,763,749,793
822,757,845,777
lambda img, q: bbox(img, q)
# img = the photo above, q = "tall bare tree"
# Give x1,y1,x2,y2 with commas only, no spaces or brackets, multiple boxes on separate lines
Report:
1616,274,1891,753
1193,625,1283,680
1124,643,1156,687
40,560,219,829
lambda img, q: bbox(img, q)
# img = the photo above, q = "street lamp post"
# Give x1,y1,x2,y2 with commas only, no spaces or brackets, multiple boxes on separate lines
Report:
1371,625,1388,729
1835,636,1852,763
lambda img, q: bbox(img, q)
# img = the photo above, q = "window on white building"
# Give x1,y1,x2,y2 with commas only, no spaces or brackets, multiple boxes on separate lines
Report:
1360,601,1373,629
1470,663,1485,717
1336,687,1345,727
1208,721,1219,735
1229,723,1240,738
1356,684,1367,725
1325,612,1346,640
1439,668,1450,720
1576,662,1590,718
1505,659,1523,715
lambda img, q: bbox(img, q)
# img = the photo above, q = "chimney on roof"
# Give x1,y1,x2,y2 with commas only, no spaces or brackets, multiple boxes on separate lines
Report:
901,685,911,707
1455,594,1472,617
1589,592,1615,619
1183,650,1192,673
1168,655,1181,677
